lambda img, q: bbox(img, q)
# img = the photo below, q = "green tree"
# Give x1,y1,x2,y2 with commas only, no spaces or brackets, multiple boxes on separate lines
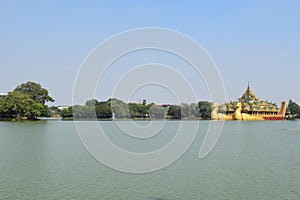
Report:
14,81,54,104
149,105,166,119
13,81,54,117
96,104,112,119
181,103,192,119
128,103,149,118
287,100,300,118
190,103,200,118
61,107,73,118
198,101,213,120
85,99,99,106
65,99,113,119
167,105,181,119
109,98,130,119
72,105,96,119
0,91,44,120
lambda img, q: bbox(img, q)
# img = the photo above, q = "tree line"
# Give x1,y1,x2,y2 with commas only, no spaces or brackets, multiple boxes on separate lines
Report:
60,98,300,120
59,99,214,120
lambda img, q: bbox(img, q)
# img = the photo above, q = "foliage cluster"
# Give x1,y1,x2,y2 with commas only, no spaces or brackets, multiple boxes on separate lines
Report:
0,82,54,120
61,99,213,120
287,100,300,119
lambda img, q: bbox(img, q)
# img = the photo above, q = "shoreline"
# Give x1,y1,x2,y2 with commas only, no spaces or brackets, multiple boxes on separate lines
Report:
1,118,297,122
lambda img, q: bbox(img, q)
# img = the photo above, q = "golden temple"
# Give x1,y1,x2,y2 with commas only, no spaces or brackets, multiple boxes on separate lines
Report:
212,82,286,120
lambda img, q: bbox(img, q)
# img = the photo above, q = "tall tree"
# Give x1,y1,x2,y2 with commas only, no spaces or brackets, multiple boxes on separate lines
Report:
0,82,54,120
287,100,300,118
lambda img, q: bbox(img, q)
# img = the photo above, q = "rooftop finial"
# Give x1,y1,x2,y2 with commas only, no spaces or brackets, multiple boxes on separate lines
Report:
246,81,251,95
248,72,251,86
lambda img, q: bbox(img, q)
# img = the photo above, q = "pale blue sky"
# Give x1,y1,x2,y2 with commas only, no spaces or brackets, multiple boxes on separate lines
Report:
0,1,299,105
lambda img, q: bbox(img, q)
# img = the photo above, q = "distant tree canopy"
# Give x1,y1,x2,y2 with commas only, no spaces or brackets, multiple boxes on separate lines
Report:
287,100,300,119
166,102,211,120
65,99,210,120
180,103,200,119
110,98,130,119
168,105,181,119
65,99,168,119
149,105,166,119
14,81,54,104
0,81,54,120
68,99,114,119
128,102,151,118
85,99,99,107
60,107,73,119
71,99,157,119
198,101,213,120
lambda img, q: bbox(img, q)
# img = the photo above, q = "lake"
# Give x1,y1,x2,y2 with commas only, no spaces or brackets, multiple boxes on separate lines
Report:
0,120,299,199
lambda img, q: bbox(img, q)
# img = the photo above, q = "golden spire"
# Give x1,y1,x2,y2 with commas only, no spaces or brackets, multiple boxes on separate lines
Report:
246,81,250,93
239,82,259,102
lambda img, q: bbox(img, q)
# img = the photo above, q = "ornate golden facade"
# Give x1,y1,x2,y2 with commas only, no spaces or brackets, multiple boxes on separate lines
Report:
212,83,286,120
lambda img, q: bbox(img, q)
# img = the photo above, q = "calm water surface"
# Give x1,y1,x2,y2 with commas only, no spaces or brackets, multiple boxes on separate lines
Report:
0,120,299,199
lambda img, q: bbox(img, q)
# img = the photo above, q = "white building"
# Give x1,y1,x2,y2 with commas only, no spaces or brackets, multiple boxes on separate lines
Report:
57,106,69,111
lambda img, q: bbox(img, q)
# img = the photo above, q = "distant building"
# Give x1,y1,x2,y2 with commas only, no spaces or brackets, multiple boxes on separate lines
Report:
212,82,286,120
225,83,285,117
57,106,69,111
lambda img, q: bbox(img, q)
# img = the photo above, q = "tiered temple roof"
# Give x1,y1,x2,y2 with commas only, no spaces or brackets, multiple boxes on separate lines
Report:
239,82,259,103
225,83,279,113
241,83,278,112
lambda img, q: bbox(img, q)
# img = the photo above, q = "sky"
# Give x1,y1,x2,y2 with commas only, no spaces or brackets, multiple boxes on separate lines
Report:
0,0,299,106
